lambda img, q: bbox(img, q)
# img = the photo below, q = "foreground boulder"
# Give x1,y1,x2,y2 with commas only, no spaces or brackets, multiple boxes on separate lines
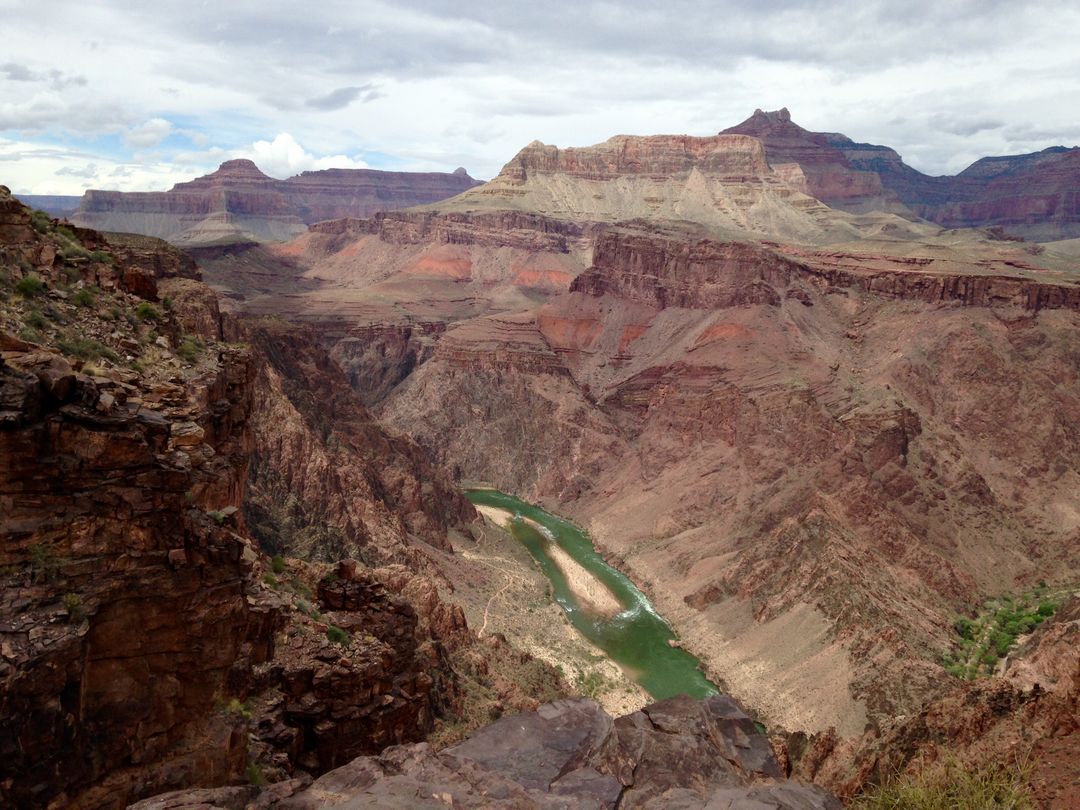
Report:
134,695,840,809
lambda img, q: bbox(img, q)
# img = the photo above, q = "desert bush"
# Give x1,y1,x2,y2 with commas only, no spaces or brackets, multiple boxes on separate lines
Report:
25,308,48,329
63,593,85,623
72,287,97,307
852,754,1032,809
326,624,350,646
176,336,202,363
56,336,119,363
135,302,161,322
15,274,45,297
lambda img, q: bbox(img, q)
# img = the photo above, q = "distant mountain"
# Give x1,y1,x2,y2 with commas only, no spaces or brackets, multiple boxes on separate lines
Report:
71,159,481,245
725,108,1080,239
17,194,82,219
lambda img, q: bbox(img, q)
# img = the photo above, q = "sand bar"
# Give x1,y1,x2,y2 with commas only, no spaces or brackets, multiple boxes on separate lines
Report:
476,505,624,619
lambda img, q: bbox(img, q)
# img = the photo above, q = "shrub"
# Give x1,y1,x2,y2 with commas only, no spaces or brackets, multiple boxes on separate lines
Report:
25,309,48,329
63,593,85,623
135,302,161,322
1037,601,1056,617
56,336,119,363
221,697,253,720
207,510,227,525
176,336,202,363
246,761,266,786
30,209,51,233
326,625,350,646
15,274,45,298
953,618,975,640
852,754,1033,809
72,287,97,307
262,572,279,587
271,554,286,574
29,543,58,583
18,327,42,344
89,250,111,264
162,296,174,311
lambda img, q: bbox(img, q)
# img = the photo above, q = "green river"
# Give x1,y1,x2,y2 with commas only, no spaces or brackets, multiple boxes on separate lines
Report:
466,489,719,701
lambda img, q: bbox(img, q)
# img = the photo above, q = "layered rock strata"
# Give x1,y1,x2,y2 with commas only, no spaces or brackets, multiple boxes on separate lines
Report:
73,160,480,246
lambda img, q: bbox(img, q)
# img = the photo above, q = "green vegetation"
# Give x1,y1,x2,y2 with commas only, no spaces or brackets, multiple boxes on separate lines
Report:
176,336,203,363
89,250,111,264
943,584,1068,679
271,555,286,574
162,296,174,311
245,761,267,787
56,336,119,363
135,302,161,322
55,226,91,260
62,593,84,623
220,697,253,721
25,308,48,329
326,624,350,646
72,287,98,307
262,572,279,588
574,668,613,700
207,510,227,526
29,543,58,584
18,326,43,344
852,755,1033,809
15,274,45,298
30,209,51,233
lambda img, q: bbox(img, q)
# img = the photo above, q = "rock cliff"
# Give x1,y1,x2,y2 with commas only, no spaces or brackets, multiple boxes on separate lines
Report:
72,160,480,246
132,695,840,809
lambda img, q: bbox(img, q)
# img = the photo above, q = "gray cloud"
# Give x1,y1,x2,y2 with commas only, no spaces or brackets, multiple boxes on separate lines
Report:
1,62,87,89
306,84,383,111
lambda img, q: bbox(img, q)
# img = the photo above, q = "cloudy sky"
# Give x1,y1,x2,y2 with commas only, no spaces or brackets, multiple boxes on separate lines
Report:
3,0,1079,195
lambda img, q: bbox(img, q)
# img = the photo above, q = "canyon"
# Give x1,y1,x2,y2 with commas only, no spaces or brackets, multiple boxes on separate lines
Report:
3,105,1080,808
184,110,1079,804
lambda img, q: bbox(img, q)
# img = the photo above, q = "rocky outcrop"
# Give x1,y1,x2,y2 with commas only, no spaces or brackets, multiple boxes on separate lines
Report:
72,160,480,246
133,695,840,809
245,560,457,780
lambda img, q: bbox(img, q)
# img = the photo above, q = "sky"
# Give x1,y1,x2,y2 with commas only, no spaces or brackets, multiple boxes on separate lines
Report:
2,0,1080,195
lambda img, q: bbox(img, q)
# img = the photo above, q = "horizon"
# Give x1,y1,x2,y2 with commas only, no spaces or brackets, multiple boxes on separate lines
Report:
3,1,1080,195
9,112,1080,200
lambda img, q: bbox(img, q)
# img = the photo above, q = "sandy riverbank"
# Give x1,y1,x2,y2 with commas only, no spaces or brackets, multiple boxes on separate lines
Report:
474,505,624,618
455,507,648,716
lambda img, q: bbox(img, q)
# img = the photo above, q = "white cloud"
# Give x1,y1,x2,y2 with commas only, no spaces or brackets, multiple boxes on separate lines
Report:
2,1,1080,185
236,133,368,178
124,118,173,149
0,137,212,195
